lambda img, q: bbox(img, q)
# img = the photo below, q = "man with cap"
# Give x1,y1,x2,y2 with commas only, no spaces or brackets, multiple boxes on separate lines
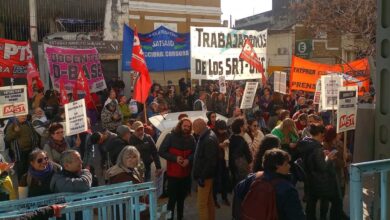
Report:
129,121,162,182
105,125,131,167
85,129,117,185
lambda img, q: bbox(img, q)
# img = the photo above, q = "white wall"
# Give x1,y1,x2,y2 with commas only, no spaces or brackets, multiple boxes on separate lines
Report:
266,31,294,68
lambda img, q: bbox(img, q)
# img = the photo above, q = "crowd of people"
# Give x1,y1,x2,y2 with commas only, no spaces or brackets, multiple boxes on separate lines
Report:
0,77,357,220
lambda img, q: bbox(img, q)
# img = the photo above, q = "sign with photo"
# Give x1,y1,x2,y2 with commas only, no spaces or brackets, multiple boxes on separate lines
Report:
64,99,88,136
219,76,226,94
273,71,287,94
321,75,343,110
0,85,28,118
313,79,321,104
240,82,259,109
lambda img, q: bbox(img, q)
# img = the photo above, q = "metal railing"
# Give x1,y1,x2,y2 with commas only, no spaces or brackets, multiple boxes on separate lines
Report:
0,181,160,220
350,158,390,220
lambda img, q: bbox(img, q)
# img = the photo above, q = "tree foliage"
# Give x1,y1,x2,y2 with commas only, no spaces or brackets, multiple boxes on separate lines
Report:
291,0,376,56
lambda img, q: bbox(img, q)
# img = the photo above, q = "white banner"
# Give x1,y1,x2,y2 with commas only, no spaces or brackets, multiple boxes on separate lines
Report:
273,71,287,94
64,99,88,136
337,86,358,133
219,76,226,94
321,75,343,110
0,85,28,118
190,27,267,80
240,82,259,109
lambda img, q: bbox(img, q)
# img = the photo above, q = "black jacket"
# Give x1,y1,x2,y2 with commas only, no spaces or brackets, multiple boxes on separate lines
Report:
192,129,219,180
106,136,129,165
129,134,161,169
297,137,338,197
159,131,196,162
229,135,252,167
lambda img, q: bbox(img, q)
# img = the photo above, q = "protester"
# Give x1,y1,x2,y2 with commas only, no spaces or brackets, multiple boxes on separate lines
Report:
31,107,49,145
104,89,118,107
0,157,16,201
159,118,195,220
229,118,252,186
240,148,305,220
50,150,92,193
194,91,208,111
43,123,71,164
206,111,217,129
101,101,122,132
192,118,219,220
129,121,162,182
5,115,40,180
252,134,281,172
105,125,131,167
19,149,61,197
244,118,265,157
118,95,131,124
212,120,231,208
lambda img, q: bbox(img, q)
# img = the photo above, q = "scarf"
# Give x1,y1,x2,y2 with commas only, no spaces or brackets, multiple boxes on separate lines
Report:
28,162,53,183
47,137,68,154
106,165,141,182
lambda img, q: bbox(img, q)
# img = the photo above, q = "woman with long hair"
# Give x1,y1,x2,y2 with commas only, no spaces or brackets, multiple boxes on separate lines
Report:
206,111,217,129
244,119,265,157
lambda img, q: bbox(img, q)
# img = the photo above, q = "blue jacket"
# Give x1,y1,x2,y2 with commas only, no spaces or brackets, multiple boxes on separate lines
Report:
263,171,305,220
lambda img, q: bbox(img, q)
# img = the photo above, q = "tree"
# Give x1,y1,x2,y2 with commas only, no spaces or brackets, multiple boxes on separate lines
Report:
291,0,376,57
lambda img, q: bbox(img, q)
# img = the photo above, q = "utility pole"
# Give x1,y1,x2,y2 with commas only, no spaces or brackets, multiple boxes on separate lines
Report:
29,0,38,42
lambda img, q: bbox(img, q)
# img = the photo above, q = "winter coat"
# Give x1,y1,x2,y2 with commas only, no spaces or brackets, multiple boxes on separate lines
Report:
50,169,92,193
129,134,161,169
101,106,122,132
192,129,219,180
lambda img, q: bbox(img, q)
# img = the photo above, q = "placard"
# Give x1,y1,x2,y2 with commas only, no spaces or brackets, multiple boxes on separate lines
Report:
0,85,28,118
219,76,226,94
64,99,88,136
240,82,259,109
320,75,343,110
273,71,287,94
191,27,267,80
313,79,321,104
337,86,358,133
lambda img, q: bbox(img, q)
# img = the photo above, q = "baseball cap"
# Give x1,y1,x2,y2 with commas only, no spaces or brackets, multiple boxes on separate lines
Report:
116,125,131,137
131,121,144,131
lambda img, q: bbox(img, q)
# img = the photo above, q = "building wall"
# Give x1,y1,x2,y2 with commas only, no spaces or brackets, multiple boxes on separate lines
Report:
267,31,294,73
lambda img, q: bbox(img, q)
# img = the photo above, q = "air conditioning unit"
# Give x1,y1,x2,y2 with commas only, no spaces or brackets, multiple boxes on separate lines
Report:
277,47,288,55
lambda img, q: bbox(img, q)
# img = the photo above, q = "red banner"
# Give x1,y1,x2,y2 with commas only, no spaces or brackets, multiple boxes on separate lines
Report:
0,38,33,78
290,56,370,95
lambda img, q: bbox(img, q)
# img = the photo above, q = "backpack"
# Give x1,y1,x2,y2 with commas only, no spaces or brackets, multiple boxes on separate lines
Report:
232,172,262,220
240,173,281,220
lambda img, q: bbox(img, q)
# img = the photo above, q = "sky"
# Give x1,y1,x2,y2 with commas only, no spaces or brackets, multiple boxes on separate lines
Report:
221,0,273,26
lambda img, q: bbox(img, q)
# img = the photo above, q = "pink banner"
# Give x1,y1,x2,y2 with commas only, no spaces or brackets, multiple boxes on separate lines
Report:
44,45,107,93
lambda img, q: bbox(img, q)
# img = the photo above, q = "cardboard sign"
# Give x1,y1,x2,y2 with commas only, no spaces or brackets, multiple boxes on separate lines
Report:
273,71,287,94
313,79,321,104
240,82,259,109
0,85,28,118
337,86,358,133
64,99,88,136
191,27,267,80
219,76,226,94
321,75,343,110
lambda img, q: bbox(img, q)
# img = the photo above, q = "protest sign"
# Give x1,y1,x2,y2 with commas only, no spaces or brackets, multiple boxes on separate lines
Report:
0,85,28,118
122,25,190,71
191,27,267,80
44,45,107,93
64,99,88,136
337,86,358,133
219,76,226,94
240,82,259,109
321,75,343,110
0,38,33,78
155,170,164,197
273,71,287,94
313,79,321,104
290,56,369,95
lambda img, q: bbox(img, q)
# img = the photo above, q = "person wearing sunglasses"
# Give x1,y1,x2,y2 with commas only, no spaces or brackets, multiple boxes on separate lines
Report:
19,149,61,198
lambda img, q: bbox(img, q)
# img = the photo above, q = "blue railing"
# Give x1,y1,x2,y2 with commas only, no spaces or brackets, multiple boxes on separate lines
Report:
350,158,390,220
0,181,163,220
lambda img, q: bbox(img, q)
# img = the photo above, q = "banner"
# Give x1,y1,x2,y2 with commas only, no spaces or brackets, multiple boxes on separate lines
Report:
122,25,190,72
290,56,370,95
240,82,259,109
191,27,267,80
337,86,358,133
273,71,287,94
0,38,33,78
321,75,343,110
44,45,107,93
0,85,28,118
64,99,88,136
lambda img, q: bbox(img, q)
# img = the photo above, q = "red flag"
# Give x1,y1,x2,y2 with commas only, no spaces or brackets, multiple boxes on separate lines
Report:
59,79,69,105
26,59,44,98
131,27,151,103
73,68,92,103
239,39,266,85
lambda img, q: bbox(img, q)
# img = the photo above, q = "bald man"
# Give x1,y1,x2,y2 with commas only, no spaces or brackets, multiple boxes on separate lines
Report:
192,118,219,220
